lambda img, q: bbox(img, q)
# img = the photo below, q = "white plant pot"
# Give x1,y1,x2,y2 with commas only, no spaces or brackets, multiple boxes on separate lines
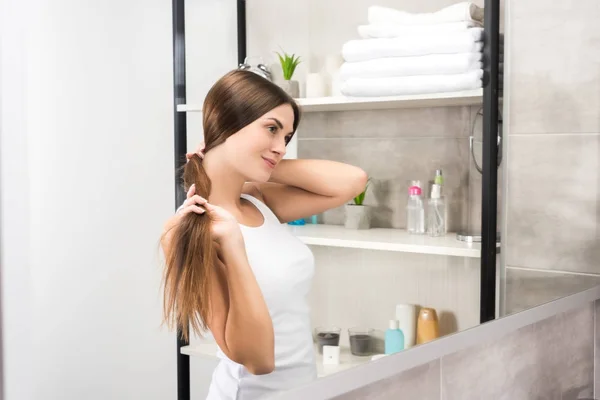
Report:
278,79,300,98
344,204,371,230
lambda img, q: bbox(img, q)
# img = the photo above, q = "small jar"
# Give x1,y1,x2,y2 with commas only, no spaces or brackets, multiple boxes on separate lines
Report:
348,327,373,356
314,326,341,355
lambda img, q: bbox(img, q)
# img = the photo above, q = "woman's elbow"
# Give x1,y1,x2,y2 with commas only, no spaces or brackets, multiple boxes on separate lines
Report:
246,359,275,375
351,168,369,197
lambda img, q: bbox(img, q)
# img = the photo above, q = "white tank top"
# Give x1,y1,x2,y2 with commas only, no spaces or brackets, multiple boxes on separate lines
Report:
206,194,317,400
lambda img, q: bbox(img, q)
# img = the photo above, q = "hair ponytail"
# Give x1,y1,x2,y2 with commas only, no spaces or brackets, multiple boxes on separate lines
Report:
162,154,215,341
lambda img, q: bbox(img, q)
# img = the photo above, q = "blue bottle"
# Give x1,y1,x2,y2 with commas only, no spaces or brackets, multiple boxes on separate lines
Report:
385,319,405,355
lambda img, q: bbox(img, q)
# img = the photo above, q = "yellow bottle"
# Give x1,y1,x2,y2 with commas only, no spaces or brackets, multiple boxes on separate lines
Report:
416,308,440,344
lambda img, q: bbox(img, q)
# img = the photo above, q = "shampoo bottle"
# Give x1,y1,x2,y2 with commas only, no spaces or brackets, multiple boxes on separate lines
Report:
384,319,405,355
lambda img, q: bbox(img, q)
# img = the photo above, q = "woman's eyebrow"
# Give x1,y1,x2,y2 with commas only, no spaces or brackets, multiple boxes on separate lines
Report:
265,117,283,129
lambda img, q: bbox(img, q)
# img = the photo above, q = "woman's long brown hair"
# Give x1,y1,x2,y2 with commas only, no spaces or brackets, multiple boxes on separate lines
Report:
162,70,301,341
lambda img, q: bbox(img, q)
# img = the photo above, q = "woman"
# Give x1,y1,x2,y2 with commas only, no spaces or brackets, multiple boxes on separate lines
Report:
160,69,367,399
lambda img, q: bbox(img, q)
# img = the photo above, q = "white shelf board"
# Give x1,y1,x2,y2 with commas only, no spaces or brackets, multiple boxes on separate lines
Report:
289,224,486,258
296,89,483,112
176,88,483,113
180,342,379,379
315,347,382,378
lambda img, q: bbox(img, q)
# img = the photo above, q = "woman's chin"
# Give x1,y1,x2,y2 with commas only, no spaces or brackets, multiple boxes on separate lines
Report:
256,173,272,183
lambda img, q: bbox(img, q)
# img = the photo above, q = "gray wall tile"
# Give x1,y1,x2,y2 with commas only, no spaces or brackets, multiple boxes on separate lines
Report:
505,134,600,273
298,137,470,231
300,107,470,139
508,0,600,134
332,360,441,400
442,304,594,400
505,267,600,315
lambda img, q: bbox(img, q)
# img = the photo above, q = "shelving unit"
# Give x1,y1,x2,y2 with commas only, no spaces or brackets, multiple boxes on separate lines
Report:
177,88,484,113
180,342,381,379
289,224,484,258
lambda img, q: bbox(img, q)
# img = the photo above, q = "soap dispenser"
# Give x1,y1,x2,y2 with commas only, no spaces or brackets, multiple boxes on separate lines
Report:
384,319,405,355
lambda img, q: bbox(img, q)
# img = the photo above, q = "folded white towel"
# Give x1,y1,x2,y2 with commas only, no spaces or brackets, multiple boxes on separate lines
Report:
339,52,483,80
340,69,483,97
342,31,483,62
358,21,482,39
368,2,484,26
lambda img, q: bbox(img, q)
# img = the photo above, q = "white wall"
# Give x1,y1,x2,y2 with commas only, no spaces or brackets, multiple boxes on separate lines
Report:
2,0,178,398
0,0,34,399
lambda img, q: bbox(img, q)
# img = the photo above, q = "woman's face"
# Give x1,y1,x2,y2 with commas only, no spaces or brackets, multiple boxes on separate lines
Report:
224,104,295,182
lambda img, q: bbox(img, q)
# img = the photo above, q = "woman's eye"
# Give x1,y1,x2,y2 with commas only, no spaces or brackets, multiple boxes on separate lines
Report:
267,126,277,133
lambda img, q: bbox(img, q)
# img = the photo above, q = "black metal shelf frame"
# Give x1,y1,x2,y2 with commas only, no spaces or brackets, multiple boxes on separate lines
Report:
170,0,500,398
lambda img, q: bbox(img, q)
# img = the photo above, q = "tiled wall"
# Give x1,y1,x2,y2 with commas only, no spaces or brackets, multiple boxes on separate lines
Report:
502,0,600,313
334,301,596,400
299,106,475,232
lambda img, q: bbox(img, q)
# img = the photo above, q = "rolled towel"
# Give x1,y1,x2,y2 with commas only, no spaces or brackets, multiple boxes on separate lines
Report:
340,69,483,97
342,30,483,62
368,2,484,26
358,21,482,39
340,52,483,80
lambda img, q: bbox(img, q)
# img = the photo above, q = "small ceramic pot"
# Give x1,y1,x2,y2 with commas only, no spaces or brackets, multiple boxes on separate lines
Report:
344,204,370,230
278,80,299,98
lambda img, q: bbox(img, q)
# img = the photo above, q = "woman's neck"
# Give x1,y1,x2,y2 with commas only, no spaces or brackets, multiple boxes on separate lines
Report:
201,152,246,209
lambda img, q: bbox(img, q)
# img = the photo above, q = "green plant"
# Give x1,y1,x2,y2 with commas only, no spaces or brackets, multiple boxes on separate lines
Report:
353,178,371,205
275,50,301,80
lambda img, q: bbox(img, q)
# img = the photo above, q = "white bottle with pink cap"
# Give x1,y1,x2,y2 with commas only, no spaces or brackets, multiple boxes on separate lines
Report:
406,180,425,234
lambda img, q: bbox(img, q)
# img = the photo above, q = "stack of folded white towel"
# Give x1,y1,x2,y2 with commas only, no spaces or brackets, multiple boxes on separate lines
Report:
340,2,486,97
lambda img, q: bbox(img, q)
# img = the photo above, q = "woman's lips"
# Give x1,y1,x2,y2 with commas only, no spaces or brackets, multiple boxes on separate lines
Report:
262,157,276,169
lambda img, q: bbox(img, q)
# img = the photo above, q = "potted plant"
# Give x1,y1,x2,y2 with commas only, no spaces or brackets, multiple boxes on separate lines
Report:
345,179,371,230
275,50,301,98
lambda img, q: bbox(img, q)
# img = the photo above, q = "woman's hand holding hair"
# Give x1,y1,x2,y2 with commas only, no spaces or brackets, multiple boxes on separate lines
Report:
177,183,244,248
162,183,243,256
186,141,205,161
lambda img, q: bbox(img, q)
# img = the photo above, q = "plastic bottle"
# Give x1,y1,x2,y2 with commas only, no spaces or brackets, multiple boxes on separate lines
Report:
427,184,446,237
434,169,448,233
384,319,405,355
407,183,425,234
